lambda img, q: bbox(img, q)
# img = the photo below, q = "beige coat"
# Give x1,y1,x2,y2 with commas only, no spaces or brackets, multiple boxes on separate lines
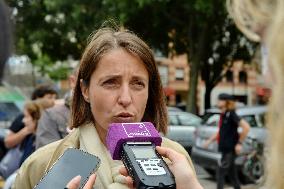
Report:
13,124,196,189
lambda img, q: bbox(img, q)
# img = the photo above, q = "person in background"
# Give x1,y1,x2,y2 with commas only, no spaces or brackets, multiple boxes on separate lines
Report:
227,0,284,188
35,65,78,149
19,99,53,166
13,27,198,189
204,93,250,189
2,99,53,189
0,0,13,161
4,84,57,150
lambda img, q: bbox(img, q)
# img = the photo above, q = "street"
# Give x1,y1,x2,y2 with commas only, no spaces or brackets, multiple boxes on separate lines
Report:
195,164,258,189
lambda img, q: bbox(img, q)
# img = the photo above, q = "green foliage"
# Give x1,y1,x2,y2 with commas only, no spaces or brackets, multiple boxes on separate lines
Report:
6,0,256,109
7,0,113,79
33,54,53,76
46,65,70,81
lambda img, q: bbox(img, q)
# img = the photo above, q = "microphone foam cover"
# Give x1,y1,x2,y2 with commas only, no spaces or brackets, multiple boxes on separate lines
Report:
106,122,162,160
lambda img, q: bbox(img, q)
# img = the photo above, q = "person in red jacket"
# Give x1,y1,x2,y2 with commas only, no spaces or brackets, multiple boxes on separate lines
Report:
204,93,250,189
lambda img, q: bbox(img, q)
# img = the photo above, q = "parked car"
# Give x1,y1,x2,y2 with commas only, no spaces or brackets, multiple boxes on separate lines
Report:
0,102,23,144
192,106,267,183
0,86,25,137
166,110,202,152
167,106,183,112
0,86,24,159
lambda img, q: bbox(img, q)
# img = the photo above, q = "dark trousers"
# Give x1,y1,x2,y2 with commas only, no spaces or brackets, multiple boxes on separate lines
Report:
217,152,241,189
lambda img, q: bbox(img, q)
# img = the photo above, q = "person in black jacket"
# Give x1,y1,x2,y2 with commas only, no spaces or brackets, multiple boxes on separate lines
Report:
204,93,250,189
4,84,57,150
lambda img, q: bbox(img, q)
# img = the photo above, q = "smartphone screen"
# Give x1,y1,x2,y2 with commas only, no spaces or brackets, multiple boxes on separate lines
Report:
34,148,101,189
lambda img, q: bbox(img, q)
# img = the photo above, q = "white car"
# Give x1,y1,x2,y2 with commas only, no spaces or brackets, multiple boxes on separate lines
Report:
166,110,202,153
192,106,267,183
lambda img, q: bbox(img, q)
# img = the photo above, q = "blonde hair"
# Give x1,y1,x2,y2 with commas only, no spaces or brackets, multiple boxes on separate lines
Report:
227,0,284,188
226,0,276,42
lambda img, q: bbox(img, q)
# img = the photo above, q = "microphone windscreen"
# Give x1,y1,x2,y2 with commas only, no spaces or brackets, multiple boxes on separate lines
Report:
106,122,162,160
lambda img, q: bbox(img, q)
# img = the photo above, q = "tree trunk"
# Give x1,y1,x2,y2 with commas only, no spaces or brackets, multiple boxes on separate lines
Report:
187,55,200,114
204,84,214,110
186,23,209,114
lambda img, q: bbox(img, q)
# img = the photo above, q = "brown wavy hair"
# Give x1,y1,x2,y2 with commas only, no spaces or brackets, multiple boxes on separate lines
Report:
71,27,168,134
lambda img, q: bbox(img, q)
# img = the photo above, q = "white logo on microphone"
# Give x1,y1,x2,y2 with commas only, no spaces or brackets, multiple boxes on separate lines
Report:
122,123,151,138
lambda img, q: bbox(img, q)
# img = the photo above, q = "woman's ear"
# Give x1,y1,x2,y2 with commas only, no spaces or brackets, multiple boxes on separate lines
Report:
80,79,90,103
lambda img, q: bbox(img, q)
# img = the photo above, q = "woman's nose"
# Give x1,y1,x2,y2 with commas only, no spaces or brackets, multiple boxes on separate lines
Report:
118,85,132,107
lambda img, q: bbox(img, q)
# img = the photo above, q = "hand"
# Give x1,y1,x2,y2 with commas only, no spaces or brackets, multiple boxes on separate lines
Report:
65,174,96,189
235,143,242,155
22,117,37,134
119,146,203,189
156,146,202,189
203,140,211,149
119,168,135,189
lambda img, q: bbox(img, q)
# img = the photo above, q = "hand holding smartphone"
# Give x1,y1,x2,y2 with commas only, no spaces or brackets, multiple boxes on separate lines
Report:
34,148,101,189
66,174,97,189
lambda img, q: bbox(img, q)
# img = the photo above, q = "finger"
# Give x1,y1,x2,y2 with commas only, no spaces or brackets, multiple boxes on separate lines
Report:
125,176,134,189
66,175,81,189
119,167,128,177
83,174,96,189
119,167,135,189
156,146,184,163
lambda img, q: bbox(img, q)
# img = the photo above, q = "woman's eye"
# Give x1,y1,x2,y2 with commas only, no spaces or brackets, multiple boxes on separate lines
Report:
102,79,119,88
132,80,145,89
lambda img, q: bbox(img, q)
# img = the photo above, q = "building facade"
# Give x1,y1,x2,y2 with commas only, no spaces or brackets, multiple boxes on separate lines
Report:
157,55,261,115
156,54,189,107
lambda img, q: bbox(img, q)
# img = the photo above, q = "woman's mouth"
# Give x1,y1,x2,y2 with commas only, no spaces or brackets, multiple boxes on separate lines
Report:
113,112,135,122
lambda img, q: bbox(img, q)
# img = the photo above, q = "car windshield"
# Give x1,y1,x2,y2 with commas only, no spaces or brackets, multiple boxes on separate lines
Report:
0,102,21,121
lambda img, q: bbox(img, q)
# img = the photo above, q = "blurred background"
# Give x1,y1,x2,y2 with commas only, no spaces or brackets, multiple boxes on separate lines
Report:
0,0,269,188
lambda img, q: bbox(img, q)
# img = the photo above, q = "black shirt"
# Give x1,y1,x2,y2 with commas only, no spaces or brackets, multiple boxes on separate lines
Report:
218,110,240,153
9,114,25,133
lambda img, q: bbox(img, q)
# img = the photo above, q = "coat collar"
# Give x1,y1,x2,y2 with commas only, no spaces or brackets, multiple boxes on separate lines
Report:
45,128,80,172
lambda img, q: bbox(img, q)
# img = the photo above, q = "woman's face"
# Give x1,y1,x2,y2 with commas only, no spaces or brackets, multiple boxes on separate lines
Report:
81,48,149,135
23,109,32,124
23,108,37,132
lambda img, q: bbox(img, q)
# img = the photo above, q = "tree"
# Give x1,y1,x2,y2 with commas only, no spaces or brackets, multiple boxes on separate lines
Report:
7,0,110,79
103,0,256,112
7,0,256,111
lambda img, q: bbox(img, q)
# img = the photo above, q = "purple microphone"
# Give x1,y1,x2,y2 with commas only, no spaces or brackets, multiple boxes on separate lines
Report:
106,122,176,189
106,122,162,160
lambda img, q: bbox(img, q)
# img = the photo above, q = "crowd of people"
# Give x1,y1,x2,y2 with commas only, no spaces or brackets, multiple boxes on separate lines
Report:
1,0,284,189
0,84,57,187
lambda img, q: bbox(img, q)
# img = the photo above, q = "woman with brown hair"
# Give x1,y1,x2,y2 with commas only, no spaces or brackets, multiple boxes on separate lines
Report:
18,99,53,165
204,93,250,189
1,99,53,189
13,27,199,189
